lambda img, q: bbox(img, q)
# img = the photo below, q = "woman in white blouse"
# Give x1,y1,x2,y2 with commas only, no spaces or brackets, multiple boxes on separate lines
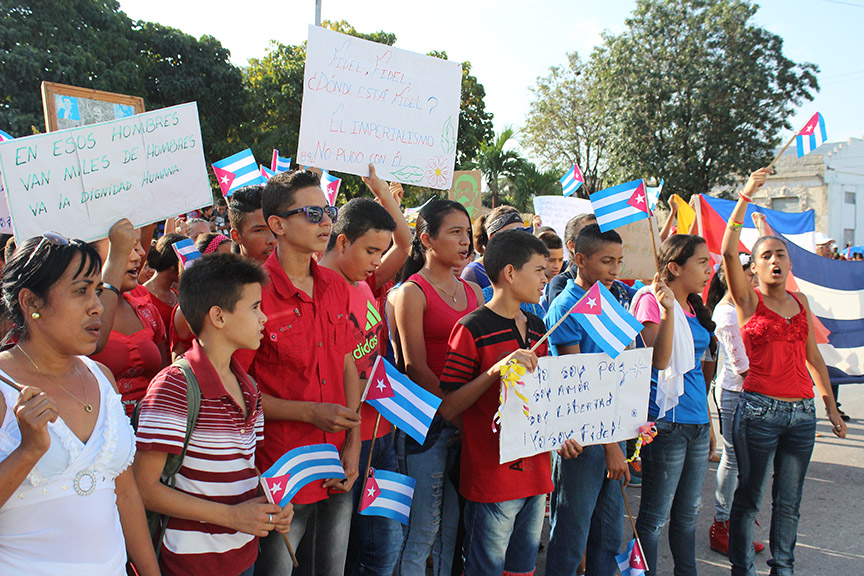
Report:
0,231,159,576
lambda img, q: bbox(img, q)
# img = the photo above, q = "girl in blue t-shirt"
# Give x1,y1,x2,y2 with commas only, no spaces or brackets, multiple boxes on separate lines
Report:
630,234,717,576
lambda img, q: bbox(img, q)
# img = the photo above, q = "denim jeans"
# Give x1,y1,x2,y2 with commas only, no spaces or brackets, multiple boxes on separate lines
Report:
255,490,353,576
729,391,816,576
714,388,741,522
238,566,255,576
462,494,546,576
634,420,710,576
347,432,405,576
545,444,623,576
395,424,460,576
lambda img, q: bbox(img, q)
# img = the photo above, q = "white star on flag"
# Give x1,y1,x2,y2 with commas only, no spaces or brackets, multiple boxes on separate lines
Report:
587,297,597,308
220,175,229,185
634,193,645,205
367,486,376,498
376,379,387,392
268,482,282,495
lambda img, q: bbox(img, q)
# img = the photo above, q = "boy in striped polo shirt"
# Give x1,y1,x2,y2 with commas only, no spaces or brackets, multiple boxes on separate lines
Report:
134,253,292,576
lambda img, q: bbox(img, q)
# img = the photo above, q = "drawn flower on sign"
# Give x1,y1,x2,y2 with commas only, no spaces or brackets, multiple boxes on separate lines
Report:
424,156,452,189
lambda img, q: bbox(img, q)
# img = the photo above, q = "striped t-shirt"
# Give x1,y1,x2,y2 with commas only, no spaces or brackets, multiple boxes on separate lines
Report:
136,340,264,576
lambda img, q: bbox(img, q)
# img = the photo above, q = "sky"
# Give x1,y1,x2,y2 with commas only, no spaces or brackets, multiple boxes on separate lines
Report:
119,0,864,157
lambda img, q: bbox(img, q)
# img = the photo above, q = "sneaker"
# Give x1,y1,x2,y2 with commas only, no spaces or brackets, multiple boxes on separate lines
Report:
710,518,766,555
628,460,642,487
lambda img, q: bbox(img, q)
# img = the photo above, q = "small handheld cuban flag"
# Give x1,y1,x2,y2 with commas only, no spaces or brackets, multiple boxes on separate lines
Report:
359,468,415,525
0,129,14,142
260,165,277,180
321,170,342,206
590,179,651,233
172,238,202,269
271,150,293,173
560,163,585,197
212,148,267,197
364,357,442,444
260,444,346,507
616,538,647,576
570,281,644,359
796,112,827,158
645,178,663,213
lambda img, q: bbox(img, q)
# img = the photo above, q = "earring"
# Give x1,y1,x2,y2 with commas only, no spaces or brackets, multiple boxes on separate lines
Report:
31,312,40,320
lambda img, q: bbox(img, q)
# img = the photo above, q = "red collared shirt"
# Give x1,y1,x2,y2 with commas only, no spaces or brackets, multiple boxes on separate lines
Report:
250,253,354,504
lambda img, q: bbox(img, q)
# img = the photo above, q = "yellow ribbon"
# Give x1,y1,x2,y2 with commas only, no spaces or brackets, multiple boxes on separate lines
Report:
493,360,531,432
626,423,658,463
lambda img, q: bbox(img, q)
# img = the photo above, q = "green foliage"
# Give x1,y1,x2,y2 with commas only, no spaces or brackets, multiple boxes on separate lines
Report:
592,0,818,202
465,127,524,207
507,161,561,212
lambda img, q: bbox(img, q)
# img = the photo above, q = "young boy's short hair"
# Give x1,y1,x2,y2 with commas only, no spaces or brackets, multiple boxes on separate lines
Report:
484,229,549,285
262,170,321,222
564,213,598,258
537,230,563,251
325,197,396,252
178,253,267,335
573,223,622,258
228,185,264,232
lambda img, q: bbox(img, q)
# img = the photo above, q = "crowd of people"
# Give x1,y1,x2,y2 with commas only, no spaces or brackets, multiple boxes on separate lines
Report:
0,164,849,576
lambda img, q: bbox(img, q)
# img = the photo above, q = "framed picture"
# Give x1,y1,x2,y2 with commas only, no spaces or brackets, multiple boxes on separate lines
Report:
40,81,146,132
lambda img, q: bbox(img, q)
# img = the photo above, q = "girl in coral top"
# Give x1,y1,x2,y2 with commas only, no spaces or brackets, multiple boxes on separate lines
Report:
722,167,846,576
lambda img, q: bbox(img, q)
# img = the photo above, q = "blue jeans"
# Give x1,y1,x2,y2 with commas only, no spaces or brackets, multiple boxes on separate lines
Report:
635,421,710,576
462,495,546,576
347,432,405,576
255,490,353,576
729,392,816,576
238,566,255,576
396,424,460,576
714,388,741,522
545,444,623,576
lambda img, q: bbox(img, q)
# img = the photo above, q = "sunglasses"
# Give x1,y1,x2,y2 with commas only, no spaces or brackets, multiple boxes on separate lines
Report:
24,231,71,269
276,205,338,224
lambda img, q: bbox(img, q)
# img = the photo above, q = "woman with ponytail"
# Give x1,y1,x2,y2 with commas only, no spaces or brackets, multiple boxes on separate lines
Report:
630,234,716,576
393,200,483,576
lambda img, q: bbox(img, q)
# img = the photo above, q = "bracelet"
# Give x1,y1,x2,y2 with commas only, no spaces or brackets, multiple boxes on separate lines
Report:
727,221,743,230
101,282,121,296
738,193,753,203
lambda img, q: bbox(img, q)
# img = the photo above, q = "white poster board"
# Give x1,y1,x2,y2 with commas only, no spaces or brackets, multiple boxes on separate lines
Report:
532,195,593,246
0,102,211,242
297,26,462,190
499,348,652,464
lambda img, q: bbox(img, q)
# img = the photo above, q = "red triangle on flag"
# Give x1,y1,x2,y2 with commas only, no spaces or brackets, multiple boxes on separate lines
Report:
263,474,291,505
626,181,650,214
213,165,236,196
630,541,647,569
571,283,602,315
359,469,380,511
367,359,396,401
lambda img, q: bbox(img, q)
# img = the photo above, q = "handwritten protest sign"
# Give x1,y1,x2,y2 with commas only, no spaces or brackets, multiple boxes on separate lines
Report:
297,26,462,190
498,349,652,464
0,103,211,242
532,195,592,244
617,216,661,280
448,170,482,220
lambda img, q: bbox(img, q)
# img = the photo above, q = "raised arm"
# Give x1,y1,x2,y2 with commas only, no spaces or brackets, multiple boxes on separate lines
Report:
362,165,411,289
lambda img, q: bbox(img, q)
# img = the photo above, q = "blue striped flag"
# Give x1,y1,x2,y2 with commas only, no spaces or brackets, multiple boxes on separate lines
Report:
569,281,643,359
796,112,827,158
590,179,651,232
260,165,276,180
364,357,442,444
616,538,647,576
0,129,14,142
359,468,415,525
271,150,293,173
560,163,585,197
172,238,202,269
321,170,342,206
260,444,346,507
212,148,267,197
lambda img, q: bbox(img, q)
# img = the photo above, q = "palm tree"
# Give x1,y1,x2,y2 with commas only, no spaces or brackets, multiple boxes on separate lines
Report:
465,127,523,207
509,161,560,212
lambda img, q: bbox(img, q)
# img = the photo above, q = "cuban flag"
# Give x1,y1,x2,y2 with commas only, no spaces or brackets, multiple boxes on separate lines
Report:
359,468,415,525
212,148,267,197
364,357,442,444
796,112,827,158
645,178,663,213
271,150,293,173
321,170,342,206
570,281,644,359
0,129,14,142
560,163,585,197
260,444,346,507
590,179,651,232
260,165,277,180
172,238,202,269
616,538,648,576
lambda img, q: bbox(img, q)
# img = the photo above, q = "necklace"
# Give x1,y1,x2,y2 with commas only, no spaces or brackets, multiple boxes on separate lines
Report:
421,272,460,303
17,345,92,413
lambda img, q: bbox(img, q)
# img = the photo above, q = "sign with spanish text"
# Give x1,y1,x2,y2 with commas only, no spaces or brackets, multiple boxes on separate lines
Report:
0,103,211,242
297,26,462,190
499,349,652,464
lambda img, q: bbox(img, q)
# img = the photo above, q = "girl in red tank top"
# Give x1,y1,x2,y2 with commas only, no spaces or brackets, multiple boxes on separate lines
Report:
721,168,845,576
393,200,481,576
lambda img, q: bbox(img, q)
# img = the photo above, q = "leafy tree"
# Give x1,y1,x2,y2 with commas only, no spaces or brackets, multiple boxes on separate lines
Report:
466,127,523,207
592,0,818,202
523,52,609,196
507,161,561,211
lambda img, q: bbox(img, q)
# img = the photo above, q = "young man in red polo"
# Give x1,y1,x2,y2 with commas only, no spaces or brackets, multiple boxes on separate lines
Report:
251,169,362,576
